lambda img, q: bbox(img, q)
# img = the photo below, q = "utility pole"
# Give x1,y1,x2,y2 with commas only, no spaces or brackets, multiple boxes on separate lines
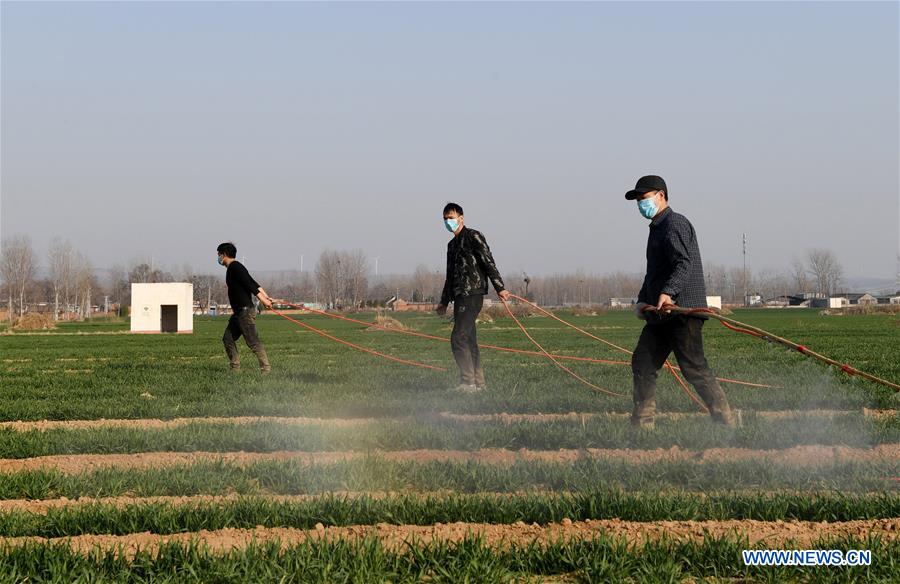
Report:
374,257,380,278
300,254,304,273
742,233,748,306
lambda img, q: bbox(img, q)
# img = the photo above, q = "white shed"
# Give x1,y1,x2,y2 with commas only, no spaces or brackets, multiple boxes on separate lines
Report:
130,283,194,334
706,296,722,309
829,297,849,309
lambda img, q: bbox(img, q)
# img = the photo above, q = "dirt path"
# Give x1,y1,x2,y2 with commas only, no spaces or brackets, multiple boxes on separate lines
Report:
440,408,896,424
0,409,892,432
1,444,896,474
0,416,381,432
2,519,896,557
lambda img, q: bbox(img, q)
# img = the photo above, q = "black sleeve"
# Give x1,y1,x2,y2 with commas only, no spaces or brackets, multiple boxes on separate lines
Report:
439,244,453,306
471,231,506,294
236,263,261,296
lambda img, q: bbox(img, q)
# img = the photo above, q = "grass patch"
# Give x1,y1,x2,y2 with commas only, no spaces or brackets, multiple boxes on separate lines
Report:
0,534,897,583
0,456,896,500
0,310,896,422
0,412,896,459
0,491,897,537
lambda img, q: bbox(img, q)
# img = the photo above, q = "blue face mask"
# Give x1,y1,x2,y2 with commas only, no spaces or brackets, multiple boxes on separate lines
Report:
637,196,658,220
217,256,225,266
444,218,459,233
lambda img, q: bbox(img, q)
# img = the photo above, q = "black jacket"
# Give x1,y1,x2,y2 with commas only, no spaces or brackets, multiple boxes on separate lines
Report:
440,227,506,305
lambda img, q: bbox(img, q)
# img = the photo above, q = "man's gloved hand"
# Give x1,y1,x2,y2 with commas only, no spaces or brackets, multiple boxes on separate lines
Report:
634,302,650,320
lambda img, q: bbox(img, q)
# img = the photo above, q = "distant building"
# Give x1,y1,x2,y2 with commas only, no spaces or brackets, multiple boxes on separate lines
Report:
828,297,849,309
768,295,807,306
387,297,435,312
857,293,878,306
609,297,637,309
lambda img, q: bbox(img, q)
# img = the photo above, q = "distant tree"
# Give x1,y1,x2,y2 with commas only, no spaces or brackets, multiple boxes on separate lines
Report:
411,264,441,303
0,235,36,320
73,253,96,320
315,250,342,308
791,258,810,294
108,265,131,315
128,263,171,284
806,249,843,297
47,238,75,320
343,250,369,308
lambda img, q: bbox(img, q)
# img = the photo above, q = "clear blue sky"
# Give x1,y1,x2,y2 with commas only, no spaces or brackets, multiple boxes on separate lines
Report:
2,1,897,280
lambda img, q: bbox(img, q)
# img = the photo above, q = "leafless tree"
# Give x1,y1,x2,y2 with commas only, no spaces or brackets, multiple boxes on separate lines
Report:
791,258,811,295
73,252,96,320
313,250,370,308
341,250,369,308
411,264,441,303
189,274,217,312
47,238,75,320
0,235,37,320
806,248,843,297
129,262,172,284
315,250,343,308
754,268,792,302
108,265,131,315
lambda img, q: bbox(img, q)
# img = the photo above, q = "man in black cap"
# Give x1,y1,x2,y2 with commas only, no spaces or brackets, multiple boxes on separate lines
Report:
625,175,733,427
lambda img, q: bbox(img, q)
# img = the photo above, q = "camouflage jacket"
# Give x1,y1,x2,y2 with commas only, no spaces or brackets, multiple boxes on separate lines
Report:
440,227,506,305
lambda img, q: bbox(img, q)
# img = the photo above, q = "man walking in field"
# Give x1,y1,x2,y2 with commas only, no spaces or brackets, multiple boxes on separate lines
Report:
436,203,511,392
626,176,734,427
217,242,275,373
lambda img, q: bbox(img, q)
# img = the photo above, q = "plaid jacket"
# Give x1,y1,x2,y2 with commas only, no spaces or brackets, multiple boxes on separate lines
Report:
440,227,506,305
638,207,708,324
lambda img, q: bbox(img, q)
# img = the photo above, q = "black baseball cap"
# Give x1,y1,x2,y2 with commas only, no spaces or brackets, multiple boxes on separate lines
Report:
625,175,668,200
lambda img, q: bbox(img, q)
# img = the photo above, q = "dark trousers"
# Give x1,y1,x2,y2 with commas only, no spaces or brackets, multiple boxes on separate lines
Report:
223,307,270,371
451,295,485,385
631,316,731,422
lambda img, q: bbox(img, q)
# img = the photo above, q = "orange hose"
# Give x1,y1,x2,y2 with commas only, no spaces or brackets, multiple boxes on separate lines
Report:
276,301,633,366
510,294,708,411
273,301,773,396
649,303,900,393
498,297,624,397
270,308,446,372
